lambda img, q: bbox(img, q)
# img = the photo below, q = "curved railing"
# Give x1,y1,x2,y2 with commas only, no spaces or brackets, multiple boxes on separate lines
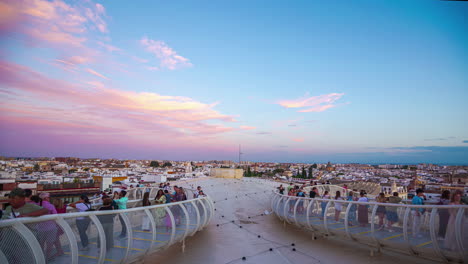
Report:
271,192,467,263
0,194,214,264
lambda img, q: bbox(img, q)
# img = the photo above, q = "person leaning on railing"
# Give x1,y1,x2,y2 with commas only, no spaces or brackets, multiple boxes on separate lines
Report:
386,192,402,232
1,188,48,219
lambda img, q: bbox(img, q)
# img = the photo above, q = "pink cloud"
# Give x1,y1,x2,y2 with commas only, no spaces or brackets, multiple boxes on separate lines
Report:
140,36,193,70
240,125,256,130
277,93,344,113
0,60,236,144
292,138,304,142
97,41,121,52
86,68,109,80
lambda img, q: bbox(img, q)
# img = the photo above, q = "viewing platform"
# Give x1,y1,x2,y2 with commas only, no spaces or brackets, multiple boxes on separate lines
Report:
1,177,466,264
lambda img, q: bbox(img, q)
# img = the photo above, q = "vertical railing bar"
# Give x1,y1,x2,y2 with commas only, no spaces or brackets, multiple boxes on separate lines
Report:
116,212,133,263
13,222,46,264
323,200,331,235
164,207,176,248
454,207,466,263
370,204,380,250
88,215,106,264
190,200,200,236
284,197,292,223
344,200,352,240
179,204,190,238
293,198,300,226
56,216,79,264
428,208,447,262
144,208,157,250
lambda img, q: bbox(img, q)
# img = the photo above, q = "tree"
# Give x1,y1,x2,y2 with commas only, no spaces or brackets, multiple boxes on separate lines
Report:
308,166,313,178
162,162,172,167
302,167,306,178
312,163,318,169
34,163,40,171
247,167,252,177
150,161,160,167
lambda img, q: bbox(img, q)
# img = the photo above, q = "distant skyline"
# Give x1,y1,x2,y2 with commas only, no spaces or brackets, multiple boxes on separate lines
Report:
1,0,467,164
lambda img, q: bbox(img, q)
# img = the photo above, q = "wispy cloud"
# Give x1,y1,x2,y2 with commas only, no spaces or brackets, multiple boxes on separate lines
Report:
256,132,272,135
140,36,193,70
86,68,109,80
463,140,468,144
1,0,108,48
277,93,345,113
424,137,456,141
292,138,304,142
240,126,256,130
97,41,121,52
0,60,236,144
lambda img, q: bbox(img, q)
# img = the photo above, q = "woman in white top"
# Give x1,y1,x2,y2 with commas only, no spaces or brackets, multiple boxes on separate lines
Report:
357,192,369,227
334,191,344,222
70,195,92,251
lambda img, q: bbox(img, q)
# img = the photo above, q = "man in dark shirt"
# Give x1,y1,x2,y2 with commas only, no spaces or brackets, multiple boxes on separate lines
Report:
309,187,318,198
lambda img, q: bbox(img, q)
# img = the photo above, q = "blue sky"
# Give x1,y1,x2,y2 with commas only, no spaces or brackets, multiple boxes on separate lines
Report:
0,0,467,164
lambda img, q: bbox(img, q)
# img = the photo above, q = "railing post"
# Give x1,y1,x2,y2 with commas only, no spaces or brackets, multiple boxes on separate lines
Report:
293,198,300,226
116,212,133,263
344,200,352,240
370,204,380,250
455,207,466,263
179,203,191,238
56,216,79,264
190,200,201,236
323,200,331,235
164,207,177,247
283,197,292,223
144,208,157,250
402,207,416,255
306,198,315,231
88,214,107,264
428,208,446,262
13,222,46,264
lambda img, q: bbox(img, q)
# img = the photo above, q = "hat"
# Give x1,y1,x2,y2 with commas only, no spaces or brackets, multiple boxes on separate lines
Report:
39,192,50,199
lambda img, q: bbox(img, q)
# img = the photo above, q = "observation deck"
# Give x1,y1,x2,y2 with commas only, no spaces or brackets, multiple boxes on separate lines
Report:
1,178,466,264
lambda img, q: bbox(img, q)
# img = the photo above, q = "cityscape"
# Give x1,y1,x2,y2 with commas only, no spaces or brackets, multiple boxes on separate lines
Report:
1,156,466,203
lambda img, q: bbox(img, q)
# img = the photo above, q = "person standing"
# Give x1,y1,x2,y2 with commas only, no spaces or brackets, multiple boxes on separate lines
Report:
411,188,425,238
437,190,450,240
320,191,330,219
376,193,387,230
358,191,369,227
386,192,402,232
70,195,92,251
347,191,357,226
114,190,128,239
444,191,462,251
278,185,285,195
334,191,344,222
98,197,115,251
154,190,167,226
141,192,152,231
309,187,318,198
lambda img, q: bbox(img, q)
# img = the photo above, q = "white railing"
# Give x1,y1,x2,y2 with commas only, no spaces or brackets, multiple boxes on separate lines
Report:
271,192,467,263
0,193,214,264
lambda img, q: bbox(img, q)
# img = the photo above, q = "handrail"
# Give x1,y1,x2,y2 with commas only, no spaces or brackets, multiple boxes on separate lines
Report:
271,191,467,263
0,194,213,264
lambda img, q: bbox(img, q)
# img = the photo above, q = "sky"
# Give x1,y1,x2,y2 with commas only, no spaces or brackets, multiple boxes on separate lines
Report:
0,0,467,164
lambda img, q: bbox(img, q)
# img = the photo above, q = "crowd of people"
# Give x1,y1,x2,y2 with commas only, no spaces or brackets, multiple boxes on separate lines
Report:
277,182,464,251
0,183,206,258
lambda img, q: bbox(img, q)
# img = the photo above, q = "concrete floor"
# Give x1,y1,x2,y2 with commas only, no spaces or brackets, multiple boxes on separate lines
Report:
144,177,440,264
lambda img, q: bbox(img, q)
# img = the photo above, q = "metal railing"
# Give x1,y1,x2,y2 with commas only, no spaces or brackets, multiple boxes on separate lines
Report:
271,191,467,263
0,192,214,264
